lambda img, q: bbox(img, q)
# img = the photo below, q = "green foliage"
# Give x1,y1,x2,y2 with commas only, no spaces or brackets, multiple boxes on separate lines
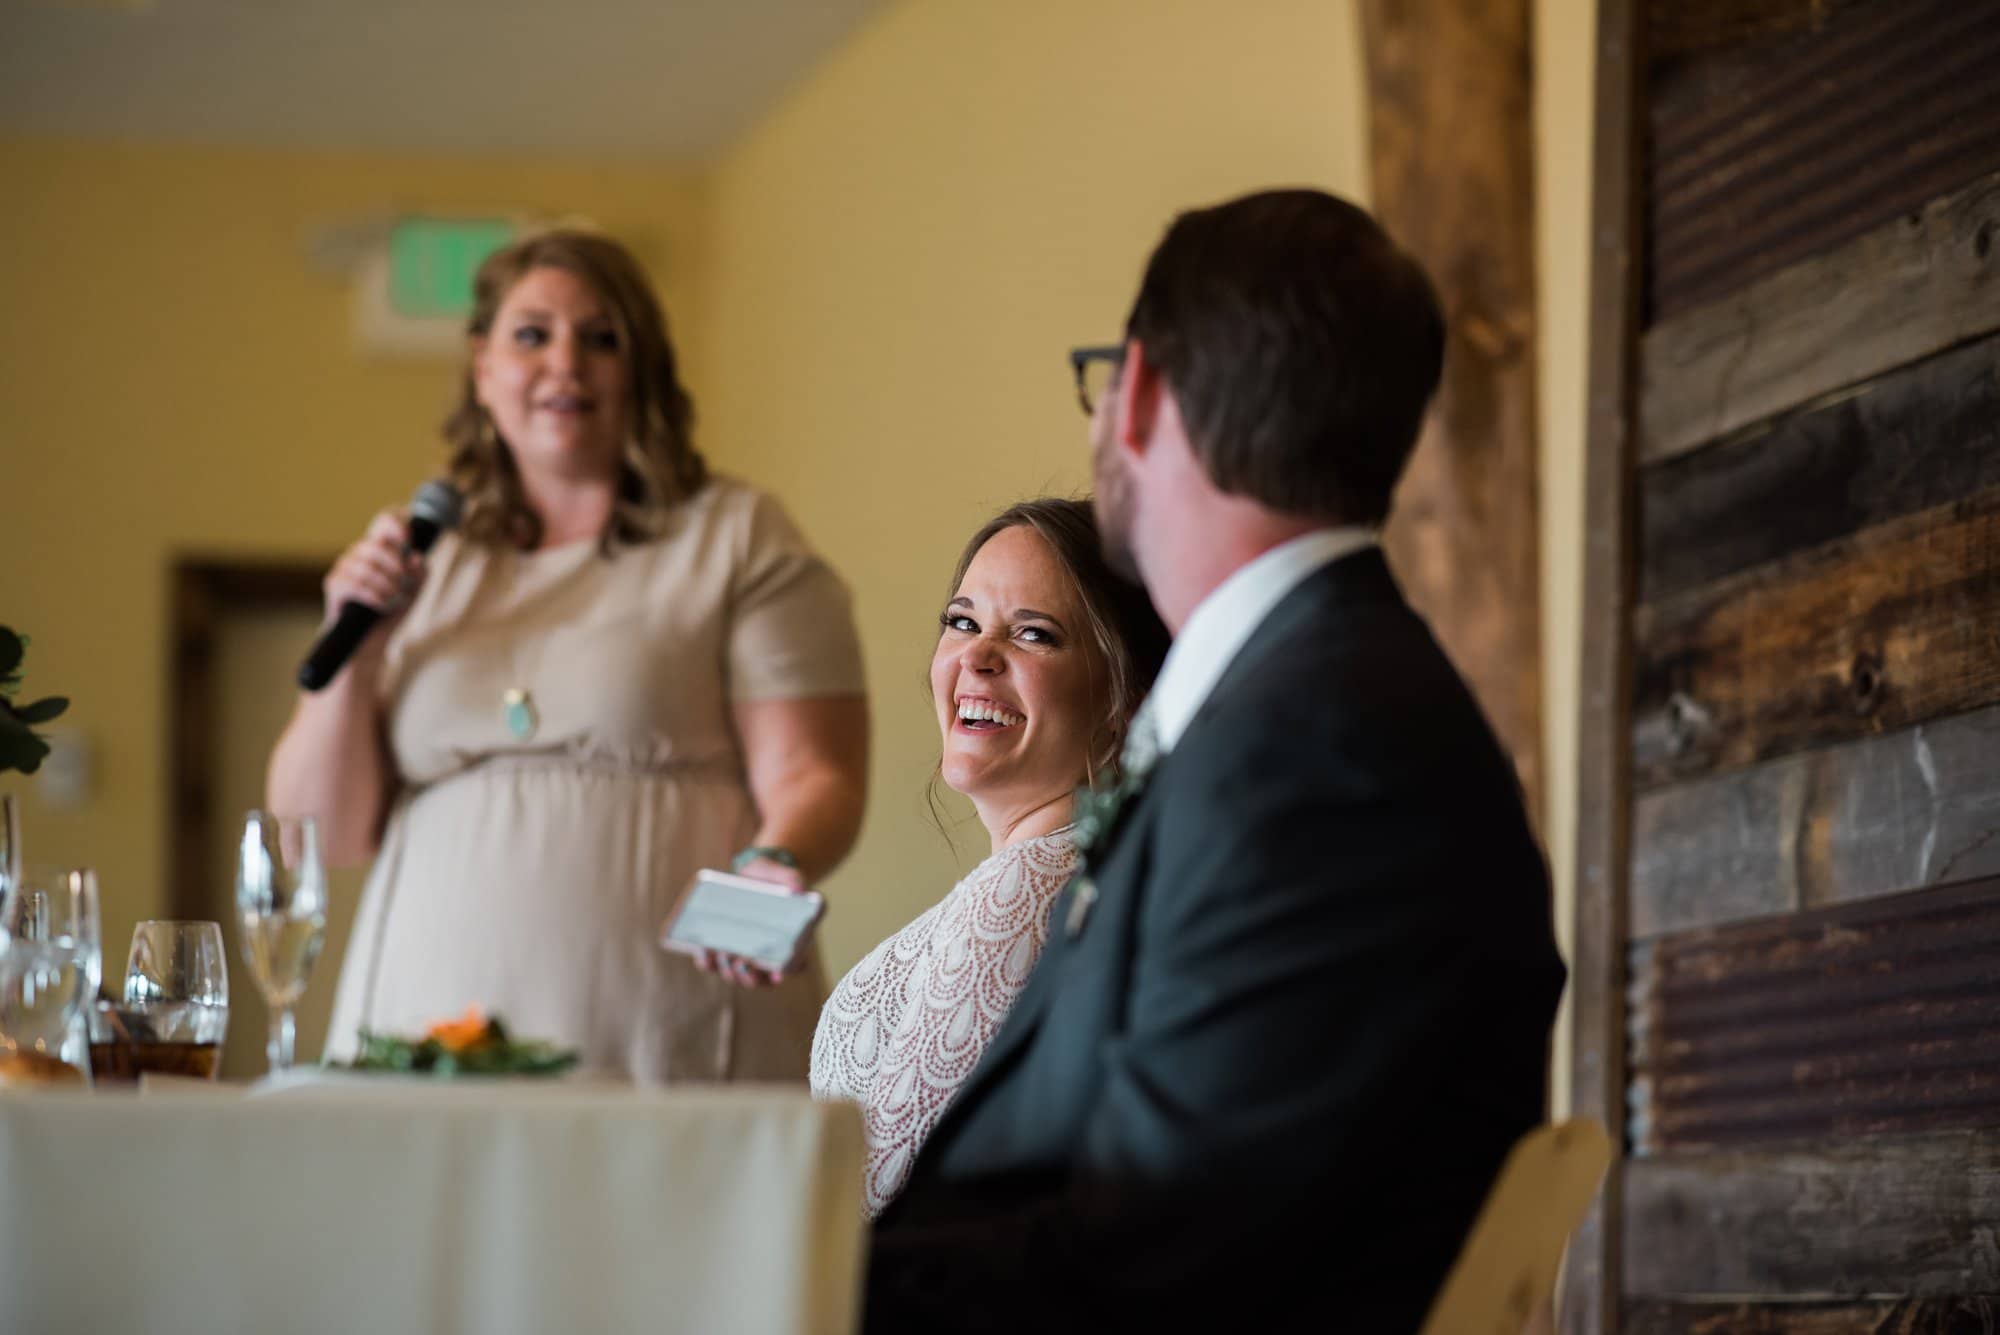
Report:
0,627,69,776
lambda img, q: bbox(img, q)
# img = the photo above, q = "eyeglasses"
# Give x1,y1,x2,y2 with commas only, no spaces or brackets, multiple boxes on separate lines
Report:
1068,345,1125,417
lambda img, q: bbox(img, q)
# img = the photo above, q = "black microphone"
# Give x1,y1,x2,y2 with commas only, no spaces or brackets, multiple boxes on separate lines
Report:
297,480,463,691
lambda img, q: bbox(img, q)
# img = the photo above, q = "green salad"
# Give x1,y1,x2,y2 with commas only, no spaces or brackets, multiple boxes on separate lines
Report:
344,1009,580,1077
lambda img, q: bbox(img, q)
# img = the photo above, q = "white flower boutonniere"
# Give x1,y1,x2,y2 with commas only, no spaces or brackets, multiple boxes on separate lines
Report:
1071,770,1143,867
1070,709,1162,869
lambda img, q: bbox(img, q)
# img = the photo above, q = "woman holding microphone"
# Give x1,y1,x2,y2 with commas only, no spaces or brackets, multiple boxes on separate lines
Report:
268,229,868,1082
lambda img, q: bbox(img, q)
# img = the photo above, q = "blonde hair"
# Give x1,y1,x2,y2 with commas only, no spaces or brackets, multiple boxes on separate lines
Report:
443,229,707,550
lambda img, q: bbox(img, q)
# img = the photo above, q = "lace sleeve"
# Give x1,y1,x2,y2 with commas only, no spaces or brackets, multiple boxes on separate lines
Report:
809,832,1078,1216
809,897,943,1104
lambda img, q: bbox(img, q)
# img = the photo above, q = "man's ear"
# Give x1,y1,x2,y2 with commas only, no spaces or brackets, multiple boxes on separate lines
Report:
1115,337,1160,457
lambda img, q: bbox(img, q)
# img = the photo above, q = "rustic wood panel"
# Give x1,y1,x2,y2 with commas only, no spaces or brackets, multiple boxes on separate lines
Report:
1632,490,2000,789
1628,1298,2000,1335
1645,0,1875,71
1639,171,2000,466
1639,334,2000,602
1628,876,2000,1155
1616,0,2000,1321
1645,0,2000,321
1560,0,1643,1331
1624,1128,2000,1296
1361,0,1543,820
1632,703,2000,939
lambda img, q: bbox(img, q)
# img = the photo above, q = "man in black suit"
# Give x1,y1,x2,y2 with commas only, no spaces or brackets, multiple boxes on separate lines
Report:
865,189,1566,1333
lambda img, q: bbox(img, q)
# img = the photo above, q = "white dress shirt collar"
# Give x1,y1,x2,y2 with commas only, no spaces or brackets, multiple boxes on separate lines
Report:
1140,527,1377,755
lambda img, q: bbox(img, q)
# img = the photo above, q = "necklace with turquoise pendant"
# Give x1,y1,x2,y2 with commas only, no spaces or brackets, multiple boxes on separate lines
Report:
502,686,539,741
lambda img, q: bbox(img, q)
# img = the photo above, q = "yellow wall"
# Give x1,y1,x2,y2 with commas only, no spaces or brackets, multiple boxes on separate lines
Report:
3,0,1598,1087
697,0,1371,973
0,137,705,970
699,0,1599,1044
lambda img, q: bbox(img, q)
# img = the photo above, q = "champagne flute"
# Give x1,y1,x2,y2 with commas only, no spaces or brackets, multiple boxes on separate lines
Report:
0,866,101,1070
235,812,326,1074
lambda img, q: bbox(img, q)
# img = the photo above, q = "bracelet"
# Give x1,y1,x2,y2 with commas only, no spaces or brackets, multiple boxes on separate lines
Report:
731,845,799,874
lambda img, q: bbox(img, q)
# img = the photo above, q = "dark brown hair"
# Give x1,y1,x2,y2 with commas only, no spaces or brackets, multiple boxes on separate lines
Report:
1125,188,1445,526
443,229,707,550
940,497,1170,787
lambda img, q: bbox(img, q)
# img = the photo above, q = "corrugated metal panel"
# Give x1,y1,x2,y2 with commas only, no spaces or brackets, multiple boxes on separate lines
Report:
1627,874,2000,1155
1645,0,2000,323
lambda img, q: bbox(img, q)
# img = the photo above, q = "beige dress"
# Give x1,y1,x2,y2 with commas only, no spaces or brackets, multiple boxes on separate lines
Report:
324,477,865,1083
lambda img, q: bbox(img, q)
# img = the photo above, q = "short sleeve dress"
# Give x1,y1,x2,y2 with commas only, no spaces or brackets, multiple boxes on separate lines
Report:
322,477,865,1083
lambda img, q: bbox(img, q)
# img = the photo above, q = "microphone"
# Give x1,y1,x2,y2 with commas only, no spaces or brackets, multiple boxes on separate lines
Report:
297,480,463,691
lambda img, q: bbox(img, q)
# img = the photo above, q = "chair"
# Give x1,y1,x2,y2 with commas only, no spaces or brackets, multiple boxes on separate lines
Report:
1417,1118,1612,1335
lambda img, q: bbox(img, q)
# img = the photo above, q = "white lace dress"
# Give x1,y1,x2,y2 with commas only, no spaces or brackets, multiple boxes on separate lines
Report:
810,828,1079,1217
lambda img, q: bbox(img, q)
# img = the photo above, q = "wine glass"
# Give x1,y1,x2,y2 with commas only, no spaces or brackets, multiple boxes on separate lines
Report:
118,920,230,1081
234,812,327,1074
0,866,102,1071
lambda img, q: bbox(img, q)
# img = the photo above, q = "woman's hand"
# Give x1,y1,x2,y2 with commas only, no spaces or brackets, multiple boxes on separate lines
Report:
268,508,422,867
322,509,426,658
689,696,868,992
692,855,806,989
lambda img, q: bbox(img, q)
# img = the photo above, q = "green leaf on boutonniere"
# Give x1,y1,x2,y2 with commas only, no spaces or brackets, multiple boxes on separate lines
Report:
1071,767,1151,867
1072,711,1164,868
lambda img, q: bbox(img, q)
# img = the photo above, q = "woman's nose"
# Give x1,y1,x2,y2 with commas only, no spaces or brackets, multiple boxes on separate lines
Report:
961,638,1004,673
544,332,581,373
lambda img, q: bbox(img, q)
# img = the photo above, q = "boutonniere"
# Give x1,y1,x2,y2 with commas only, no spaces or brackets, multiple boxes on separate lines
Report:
1071,771,1138,867
1062,747,1157,940
1070,720,1162,869
1062,712,1162,939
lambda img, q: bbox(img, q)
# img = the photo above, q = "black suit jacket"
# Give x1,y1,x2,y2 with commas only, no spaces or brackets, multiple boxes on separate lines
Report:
865,550,1566,1333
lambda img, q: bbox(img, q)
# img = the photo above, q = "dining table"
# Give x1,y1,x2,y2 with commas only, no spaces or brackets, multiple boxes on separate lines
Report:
0,1076,869,1335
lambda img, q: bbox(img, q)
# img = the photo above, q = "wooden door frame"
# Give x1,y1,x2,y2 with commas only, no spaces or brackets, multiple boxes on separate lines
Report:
165,557,328,921
1560,0,1643,1331
1359,0,1546,825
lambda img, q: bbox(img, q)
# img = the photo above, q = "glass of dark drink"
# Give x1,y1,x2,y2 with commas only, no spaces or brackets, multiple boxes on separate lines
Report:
96,920,229,1083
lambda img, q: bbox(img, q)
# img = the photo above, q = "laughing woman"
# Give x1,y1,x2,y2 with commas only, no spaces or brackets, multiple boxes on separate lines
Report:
808,498,1168,1217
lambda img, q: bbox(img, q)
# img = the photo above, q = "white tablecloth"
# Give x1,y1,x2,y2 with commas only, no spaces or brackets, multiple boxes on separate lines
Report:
0,1080,868,1335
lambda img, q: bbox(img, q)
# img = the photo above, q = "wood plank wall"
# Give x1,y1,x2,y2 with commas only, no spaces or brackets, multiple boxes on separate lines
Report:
1603,0,2000,1327
1643,0,2000,324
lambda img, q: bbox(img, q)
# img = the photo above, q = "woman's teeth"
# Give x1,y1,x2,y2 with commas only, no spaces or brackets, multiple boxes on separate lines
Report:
958,700,1024,727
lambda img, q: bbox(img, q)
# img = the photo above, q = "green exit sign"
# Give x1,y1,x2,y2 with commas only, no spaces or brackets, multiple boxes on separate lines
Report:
387,218,516,319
